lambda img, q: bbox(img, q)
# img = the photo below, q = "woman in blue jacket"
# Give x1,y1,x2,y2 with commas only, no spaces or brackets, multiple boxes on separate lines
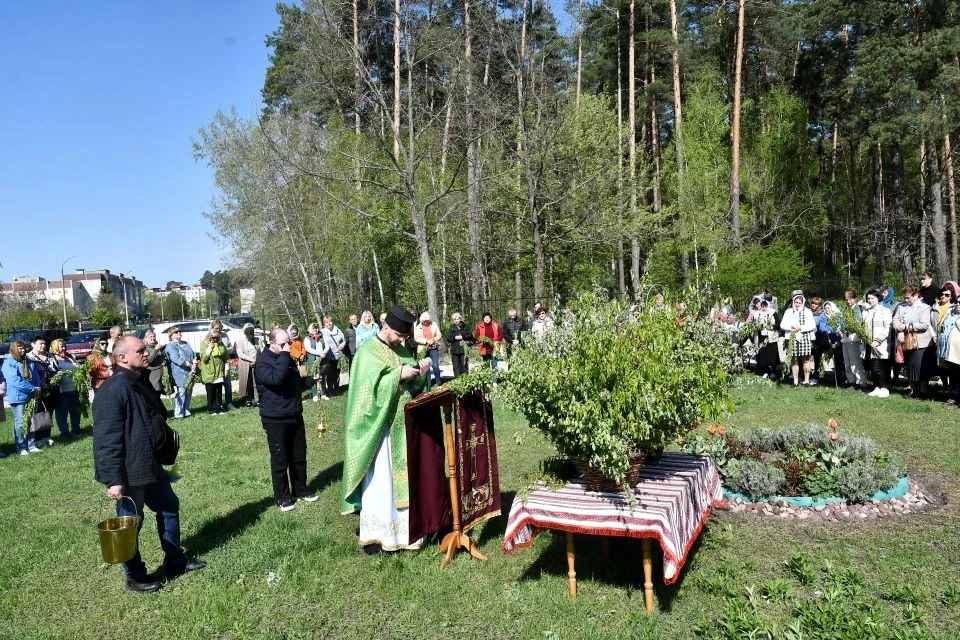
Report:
1,340,41,455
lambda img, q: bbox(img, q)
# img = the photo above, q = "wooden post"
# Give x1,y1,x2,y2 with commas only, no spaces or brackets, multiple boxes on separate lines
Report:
642,538,654,614
566,532,577,599
438,397,487,567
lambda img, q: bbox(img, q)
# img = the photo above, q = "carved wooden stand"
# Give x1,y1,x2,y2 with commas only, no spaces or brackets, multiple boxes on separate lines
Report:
438,400,487,568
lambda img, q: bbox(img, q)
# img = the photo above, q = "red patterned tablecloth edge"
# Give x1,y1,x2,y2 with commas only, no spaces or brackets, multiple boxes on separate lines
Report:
501,497,724,585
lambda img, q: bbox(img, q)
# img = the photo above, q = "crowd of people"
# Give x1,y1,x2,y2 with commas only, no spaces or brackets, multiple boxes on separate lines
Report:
723,273,960,403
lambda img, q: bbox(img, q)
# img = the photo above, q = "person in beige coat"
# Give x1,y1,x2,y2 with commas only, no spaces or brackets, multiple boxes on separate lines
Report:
862,289,893,398
234,324,260,406
893,285,936,397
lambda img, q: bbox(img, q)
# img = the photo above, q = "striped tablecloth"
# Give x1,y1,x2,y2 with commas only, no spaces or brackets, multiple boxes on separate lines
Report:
502,452,724,584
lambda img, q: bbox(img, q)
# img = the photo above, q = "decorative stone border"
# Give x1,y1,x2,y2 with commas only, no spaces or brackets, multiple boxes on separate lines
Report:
720,480,935,523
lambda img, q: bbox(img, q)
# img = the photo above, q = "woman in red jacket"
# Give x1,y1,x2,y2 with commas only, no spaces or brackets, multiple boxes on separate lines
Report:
475,311,503,372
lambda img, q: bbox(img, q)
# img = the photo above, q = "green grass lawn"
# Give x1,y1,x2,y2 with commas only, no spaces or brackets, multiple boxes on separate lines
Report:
1,378,958,639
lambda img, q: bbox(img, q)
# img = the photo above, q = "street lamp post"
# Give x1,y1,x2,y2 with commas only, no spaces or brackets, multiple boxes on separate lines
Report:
61,256,75,330
121,274,130,327
159,293,164,321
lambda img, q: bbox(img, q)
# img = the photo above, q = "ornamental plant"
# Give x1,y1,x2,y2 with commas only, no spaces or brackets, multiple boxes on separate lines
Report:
498,291,735,485
680,420,906,502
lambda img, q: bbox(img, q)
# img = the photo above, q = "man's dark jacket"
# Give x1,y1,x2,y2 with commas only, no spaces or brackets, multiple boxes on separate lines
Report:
254,349,303,422
503,316,527,344
93,367,168,488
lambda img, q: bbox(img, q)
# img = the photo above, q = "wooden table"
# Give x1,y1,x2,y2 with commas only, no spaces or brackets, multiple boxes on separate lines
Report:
502,452,724,613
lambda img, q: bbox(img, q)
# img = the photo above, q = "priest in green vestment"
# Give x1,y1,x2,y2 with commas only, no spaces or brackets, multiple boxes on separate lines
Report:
341,305,433,551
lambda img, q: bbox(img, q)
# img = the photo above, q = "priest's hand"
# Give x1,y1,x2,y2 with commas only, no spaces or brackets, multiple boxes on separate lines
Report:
417,358,432,375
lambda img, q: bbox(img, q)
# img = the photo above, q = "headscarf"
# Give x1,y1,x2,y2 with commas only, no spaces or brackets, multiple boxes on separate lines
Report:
938,305,960,358
287,324,300,340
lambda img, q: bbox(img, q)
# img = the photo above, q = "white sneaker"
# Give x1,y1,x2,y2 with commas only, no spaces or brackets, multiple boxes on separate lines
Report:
868,388,881,397
877,388,890,398
45,438,55,447
321,395,330,401
312,396,319,403
28,446,42,453
19,450,29,456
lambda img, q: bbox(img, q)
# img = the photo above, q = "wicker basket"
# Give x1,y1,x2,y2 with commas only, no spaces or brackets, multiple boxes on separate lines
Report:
572,452,646,492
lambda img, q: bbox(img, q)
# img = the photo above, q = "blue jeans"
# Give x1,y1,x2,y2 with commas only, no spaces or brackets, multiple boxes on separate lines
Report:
428,348,441,386
10,403,36,453
173,385,192,418
116,470,189,580
54,390,82,436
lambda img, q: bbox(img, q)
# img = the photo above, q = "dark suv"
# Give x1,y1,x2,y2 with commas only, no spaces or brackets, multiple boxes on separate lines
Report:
0,328,72,358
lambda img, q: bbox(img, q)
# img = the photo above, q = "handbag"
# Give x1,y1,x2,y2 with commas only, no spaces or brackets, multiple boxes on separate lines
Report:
903,331,919,351
30,409,53,434
158,423,180,466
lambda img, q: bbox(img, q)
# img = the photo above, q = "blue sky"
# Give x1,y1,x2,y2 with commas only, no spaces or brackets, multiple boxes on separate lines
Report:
0,1,280,288
0,1,574,290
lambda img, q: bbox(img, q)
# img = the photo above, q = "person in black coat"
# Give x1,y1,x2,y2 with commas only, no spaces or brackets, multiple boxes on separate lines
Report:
255,328,317,512
502,307,527,355
446,312,475,378
93,336,204,593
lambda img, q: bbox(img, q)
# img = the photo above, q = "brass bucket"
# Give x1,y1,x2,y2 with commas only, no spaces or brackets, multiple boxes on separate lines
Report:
97,496,140,564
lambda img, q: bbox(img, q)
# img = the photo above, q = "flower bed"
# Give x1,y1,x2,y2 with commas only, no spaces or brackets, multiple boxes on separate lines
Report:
678,420,907,505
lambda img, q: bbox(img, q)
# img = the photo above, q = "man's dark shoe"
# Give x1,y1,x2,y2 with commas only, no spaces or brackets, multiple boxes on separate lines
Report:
362,543,382,555
278,498,296,512
167,559,206,578
298,493,319,503
125,577,161,593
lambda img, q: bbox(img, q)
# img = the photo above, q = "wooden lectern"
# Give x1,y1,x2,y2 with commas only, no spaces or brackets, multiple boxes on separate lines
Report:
405,386,499,568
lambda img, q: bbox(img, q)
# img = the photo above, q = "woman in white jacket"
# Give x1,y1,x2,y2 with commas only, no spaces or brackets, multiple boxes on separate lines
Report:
862,288,893,398
779,290,817,386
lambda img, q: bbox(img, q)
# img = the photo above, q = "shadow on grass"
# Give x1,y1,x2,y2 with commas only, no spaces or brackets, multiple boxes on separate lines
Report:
308,460,344,495
476,491,516,546
517,531,696,611
182,496,273,557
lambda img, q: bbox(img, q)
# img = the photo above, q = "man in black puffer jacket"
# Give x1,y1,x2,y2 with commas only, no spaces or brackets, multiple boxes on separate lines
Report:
255,327,317,512
93,336,204,593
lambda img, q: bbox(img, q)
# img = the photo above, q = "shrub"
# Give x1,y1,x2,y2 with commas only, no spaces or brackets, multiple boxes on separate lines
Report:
499,291,734,485
731,460,785,500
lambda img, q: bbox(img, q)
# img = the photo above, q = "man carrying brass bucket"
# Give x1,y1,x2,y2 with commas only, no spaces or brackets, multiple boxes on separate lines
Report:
93,336,205,593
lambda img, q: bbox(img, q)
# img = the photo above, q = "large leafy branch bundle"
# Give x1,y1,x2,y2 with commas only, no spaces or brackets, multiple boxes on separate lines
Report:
499,292,734,484
21,361,93,426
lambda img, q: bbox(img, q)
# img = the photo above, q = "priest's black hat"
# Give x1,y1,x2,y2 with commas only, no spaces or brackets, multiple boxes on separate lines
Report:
385,305,416,335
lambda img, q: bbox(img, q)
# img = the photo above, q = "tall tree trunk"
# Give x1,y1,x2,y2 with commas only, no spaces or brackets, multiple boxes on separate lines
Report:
353,0,361,136
405,51,439,322
515,0,528,307
651,90,661,215
616,7,625,294
669,0,687,280
393,0,401,158
575,0,583,110
920,141,928,272
928,137,950,281
872,143,885,285
464,0,484,304
828,123,839,265
729,0,745,250
628,0,640,297
890,140,914,284
943,131,958,280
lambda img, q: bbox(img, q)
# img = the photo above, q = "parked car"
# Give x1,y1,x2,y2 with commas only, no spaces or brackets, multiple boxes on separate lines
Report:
65,330,108,361
0,328,72,358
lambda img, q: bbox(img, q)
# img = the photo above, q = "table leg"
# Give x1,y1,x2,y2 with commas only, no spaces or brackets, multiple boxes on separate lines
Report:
566,532,577,599
642,538,654,614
